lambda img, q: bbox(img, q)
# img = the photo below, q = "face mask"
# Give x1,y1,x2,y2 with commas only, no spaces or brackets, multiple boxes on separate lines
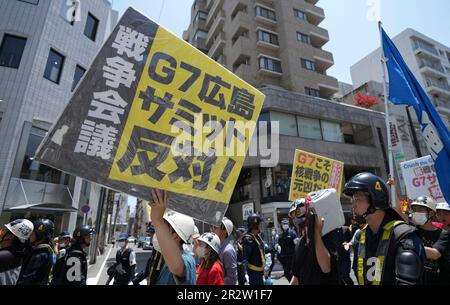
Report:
196,246,206,258
118,241,126,248
271,230,276,236
152,235,161,253
282,224,289,231
412,212,428,226
293,216,305,229
59,242,67,248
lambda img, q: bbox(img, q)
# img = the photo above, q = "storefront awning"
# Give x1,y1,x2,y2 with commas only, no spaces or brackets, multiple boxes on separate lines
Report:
7,202,78,213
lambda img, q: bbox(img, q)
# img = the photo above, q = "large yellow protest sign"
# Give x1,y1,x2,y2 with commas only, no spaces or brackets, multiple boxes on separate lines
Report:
289,149,344,201
35,8,265,225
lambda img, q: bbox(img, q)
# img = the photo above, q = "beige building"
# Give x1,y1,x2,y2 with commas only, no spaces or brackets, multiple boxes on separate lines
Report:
183,0,338,99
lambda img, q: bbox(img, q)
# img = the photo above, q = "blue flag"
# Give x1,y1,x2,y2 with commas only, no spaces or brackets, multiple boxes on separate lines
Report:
381,26,450,203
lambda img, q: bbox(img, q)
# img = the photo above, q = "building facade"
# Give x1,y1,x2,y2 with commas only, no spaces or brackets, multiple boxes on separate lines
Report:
0,0,118,233
183,0,339,99
351,28,450,127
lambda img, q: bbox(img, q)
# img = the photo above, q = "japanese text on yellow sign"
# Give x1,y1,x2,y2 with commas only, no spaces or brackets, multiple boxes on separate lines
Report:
289,149,344,201
109,26,265,204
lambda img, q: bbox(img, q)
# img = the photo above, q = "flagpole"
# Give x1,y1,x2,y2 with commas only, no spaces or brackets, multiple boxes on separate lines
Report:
378,21,397,208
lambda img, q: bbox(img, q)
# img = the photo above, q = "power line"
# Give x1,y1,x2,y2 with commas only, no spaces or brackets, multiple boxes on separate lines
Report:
158,0,165,22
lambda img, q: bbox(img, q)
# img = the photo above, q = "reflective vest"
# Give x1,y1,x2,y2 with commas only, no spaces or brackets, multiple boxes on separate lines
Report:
357,220,404,285
245,233,266,272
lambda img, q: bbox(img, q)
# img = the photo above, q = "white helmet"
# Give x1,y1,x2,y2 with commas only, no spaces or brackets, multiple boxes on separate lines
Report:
222,217,234,237
437,202,450,211
163,210,195,243
5,219,34,243
198,232,221,254
188,225,200,243
411,196,437,212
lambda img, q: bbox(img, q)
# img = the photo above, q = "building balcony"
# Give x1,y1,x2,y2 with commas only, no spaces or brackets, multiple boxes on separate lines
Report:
192,37,207,52
317,74,339,98
230,36,253,67
303,1,325,26
206,0,223,28
208,32,226,59
234,63,253,81
309,27,329,48
256,39,280,51
426,78,450,97
4,177,75,212
314,48,334,71
419,59,446,77
304,0,319,5
215,54,227,66
413,40,440,59
434,98,450,114
206,10,225,48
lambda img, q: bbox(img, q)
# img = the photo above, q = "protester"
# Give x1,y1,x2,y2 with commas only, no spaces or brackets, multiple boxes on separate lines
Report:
0,219,34,285
436,202,450,230
57,225,94,285
290,206,341,285
277,218,297,282
211,217,237,285
150,189,197,285
17,219,55,285
344,172,425,285
196,232,224,285
410,196,442,284
50,231,72,285
242,213,266,285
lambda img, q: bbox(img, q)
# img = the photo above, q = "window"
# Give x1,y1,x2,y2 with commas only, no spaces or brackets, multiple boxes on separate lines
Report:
230,168,252,203
72,65,86,91
84,13,99,41
305,87,320,97
257,29,279,45
0,35,27,69
270,112,297,136
293,8,307,20
20,127,67,184
194,30,208,41
297,116,322,140
255,6,276,21
321,121,344,142
297,32,310,44
194,11,208,22
301,58,315,71
44,49,65,84
259,56,282,73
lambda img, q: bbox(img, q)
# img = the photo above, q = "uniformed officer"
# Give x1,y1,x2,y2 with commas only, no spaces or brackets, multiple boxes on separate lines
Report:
242,213,265,285
58,225,94,285
344,172,425,285
112,233,136,285
277,218,297,282
235,226,247,285
17,218,55,285
50,231,72,285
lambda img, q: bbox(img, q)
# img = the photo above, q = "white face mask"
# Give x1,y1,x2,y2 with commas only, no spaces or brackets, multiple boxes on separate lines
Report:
412,212,428,226
196,246,206,258
152,235,161,253
282,224,289,231
59,242,67,248
271,230,276,236
118,241,126,248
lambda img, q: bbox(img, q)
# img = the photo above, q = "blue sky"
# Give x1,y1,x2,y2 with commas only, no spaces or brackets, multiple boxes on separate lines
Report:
112,0,450,85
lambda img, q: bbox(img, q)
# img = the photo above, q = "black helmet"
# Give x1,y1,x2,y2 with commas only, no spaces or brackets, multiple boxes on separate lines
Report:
73,225,95,244
33,219,54,241
147,224,155,234
344,172,389,211
247,213,262,230
58,231,71,239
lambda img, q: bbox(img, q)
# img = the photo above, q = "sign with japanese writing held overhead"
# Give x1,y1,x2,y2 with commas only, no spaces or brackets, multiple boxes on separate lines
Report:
400,155,444,202
288,149,344,201
35,7,265,225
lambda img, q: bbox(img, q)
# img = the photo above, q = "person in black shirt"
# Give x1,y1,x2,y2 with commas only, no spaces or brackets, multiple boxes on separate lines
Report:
410,196,442,284
290,207,341,285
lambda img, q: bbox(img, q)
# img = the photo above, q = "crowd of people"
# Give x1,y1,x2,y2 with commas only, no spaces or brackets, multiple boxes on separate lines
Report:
1,172,450,285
